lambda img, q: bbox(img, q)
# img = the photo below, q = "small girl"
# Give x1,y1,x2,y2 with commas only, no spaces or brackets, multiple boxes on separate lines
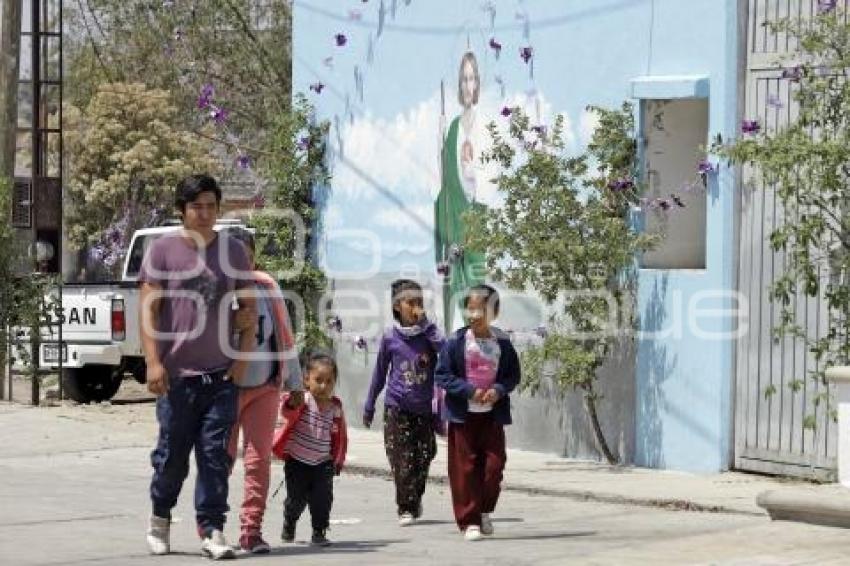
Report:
363,279,445,526
435,284,520,541
227,228,302,554
271,351,348,547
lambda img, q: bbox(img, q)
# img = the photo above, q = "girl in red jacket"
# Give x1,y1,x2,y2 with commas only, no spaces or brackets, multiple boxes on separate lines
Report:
272,351,347,547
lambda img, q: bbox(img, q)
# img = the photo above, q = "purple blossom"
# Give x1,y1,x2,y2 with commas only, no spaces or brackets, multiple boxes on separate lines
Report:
436,261,450,277
354,335,368,351
500,106,513,117
197,83,214,109
781,66,802,82
335,33,348,47
607,178,634,192
235,154,251,169
817,0,837,13
657,199,672,211
670,194,686,208
309,82,325,94
297,136,311,150
210,106,229,125
489,37,502,57
697,159,716,175
531,124,547,137
519,46,533,64
741,119,760,134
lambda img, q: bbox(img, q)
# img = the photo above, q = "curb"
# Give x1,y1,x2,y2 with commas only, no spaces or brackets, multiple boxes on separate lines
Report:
757,489,850,528
342,463,765,518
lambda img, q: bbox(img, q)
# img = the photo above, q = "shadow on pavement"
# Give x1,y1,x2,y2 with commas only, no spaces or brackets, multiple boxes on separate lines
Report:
266,538,409,556
488,531,596,541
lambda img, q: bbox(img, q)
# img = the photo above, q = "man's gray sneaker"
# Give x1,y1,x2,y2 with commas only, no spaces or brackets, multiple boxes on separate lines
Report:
146,515,170,555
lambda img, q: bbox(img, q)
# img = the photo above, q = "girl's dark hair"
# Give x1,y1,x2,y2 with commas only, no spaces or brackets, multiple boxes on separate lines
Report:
462,284,500,316
175,174,222,214
228,227,255,252
391,278,423,322
303,349,338,381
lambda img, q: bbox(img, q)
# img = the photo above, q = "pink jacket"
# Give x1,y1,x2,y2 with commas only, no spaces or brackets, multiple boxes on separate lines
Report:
271,392,348,472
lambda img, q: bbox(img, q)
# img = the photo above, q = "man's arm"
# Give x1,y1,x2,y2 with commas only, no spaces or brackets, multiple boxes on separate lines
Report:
229,293,257,384
140,282,168,395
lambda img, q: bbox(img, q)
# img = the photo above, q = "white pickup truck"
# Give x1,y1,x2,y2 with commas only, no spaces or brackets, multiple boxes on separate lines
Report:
11,220,249,403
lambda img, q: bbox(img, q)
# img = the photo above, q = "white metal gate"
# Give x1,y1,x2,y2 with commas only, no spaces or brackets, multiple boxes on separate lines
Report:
734,0,842,478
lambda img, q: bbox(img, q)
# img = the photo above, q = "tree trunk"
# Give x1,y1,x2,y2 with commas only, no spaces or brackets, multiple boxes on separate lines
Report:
583,381,618,465
0,0,22,400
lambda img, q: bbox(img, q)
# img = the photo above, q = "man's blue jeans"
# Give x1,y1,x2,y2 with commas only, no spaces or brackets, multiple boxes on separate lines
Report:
150,371,237,537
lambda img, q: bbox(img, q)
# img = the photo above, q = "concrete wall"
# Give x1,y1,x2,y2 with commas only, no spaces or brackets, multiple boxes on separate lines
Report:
295,0,740,470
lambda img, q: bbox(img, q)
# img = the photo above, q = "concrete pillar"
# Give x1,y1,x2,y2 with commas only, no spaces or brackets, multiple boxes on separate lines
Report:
826,366,850,488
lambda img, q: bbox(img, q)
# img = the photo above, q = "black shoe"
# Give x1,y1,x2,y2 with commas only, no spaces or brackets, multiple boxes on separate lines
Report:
311,529,331,547
281,520,295,543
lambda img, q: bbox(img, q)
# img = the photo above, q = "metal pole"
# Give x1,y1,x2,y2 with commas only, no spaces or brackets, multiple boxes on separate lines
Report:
0,0,23,401
29,0,41,406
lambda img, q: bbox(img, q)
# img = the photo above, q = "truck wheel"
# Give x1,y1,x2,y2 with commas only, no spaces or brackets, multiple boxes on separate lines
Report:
62,366,123,403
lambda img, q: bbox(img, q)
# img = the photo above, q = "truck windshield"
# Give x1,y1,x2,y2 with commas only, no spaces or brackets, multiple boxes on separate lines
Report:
124,234,162,279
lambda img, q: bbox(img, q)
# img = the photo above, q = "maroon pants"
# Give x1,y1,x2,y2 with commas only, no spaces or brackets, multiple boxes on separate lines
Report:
447,413,507,530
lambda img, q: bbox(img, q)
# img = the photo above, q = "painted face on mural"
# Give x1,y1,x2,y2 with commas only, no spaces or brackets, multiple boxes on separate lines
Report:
460,59,478,108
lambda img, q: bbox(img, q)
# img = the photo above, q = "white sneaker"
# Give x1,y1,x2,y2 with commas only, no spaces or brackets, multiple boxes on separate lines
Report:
398,512,415,527
146,515,170,555
481,513,494,536
201,529,236,560
464,526,483,541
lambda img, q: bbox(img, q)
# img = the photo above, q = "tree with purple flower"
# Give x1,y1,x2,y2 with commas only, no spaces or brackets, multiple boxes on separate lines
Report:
64,83,219,279
465,103,659,464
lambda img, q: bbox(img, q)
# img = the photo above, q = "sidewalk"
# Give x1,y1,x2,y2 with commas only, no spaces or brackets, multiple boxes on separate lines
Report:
345,427,823,517
1,395,832,519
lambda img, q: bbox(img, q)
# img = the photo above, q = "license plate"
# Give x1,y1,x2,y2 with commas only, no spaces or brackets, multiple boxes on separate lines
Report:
42,343,67,364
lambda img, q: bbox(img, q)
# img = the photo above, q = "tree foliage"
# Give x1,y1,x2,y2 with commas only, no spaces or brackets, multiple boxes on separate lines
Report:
66,0,290,144
467,103,657,463
249,94,332,350
65,82,218,277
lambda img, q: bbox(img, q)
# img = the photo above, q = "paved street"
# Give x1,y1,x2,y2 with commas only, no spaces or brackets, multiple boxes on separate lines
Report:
3,399,850,565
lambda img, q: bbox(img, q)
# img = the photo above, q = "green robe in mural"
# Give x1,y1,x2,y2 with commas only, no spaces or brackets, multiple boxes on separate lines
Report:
434,116,486,332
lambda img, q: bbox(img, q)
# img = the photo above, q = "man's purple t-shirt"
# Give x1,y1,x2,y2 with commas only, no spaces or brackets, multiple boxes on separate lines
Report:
138,231,253,378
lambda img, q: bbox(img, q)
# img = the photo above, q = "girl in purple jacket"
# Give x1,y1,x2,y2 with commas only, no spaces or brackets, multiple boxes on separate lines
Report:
363,279,445,526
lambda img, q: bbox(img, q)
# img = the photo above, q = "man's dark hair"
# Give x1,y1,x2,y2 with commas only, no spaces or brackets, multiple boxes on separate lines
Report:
462,284,500,317
391,278,423,322
303,349,339,381
175,174,222,214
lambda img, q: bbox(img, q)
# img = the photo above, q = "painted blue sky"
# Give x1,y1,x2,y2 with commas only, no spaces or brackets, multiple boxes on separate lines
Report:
293,0,717,277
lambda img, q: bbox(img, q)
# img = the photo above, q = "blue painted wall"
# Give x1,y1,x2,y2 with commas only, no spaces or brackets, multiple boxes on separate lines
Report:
293,0,741,471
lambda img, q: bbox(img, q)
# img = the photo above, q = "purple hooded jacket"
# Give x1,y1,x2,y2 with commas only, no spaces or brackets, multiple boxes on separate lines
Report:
363,318,445,418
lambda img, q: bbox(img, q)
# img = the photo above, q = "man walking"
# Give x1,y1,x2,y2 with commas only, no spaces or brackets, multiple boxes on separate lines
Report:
139,174,256,559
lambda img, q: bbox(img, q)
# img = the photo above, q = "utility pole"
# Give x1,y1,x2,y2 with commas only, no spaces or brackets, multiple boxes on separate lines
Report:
0,0,21,177
0,0,23,400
